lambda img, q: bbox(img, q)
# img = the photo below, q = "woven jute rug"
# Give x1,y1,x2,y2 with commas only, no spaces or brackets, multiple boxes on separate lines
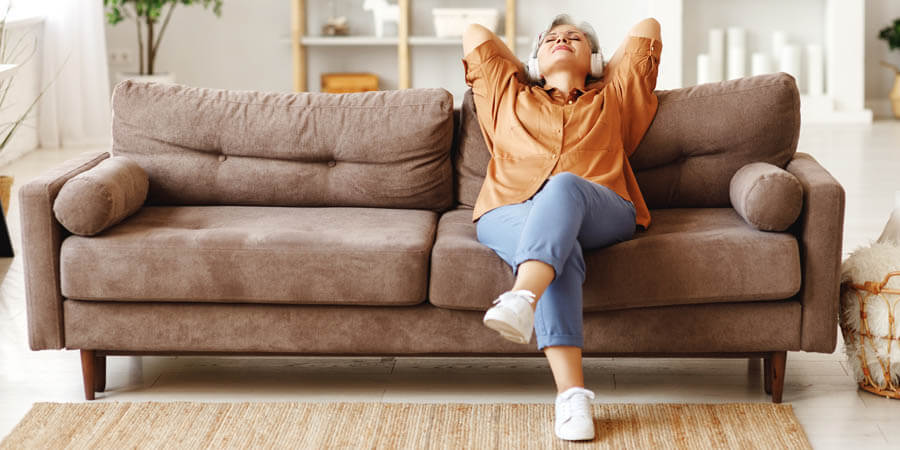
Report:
0,401,812,449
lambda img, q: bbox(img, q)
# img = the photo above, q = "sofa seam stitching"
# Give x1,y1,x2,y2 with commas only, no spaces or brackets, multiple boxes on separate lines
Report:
123,89,450,110
660,80,792,104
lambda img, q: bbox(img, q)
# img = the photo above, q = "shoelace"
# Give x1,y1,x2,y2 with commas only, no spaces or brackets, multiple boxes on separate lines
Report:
492,289,536,306
557,388,595,423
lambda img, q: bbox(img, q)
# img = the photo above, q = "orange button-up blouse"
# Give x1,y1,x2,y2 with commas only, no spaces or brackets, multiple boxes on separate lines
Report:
461,35,662,230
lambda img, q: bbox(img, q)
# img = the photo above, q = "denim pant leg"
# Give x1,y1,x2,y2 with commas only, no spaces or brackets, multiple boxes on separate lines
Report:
476,201,531,282
476,172,637,351
513,172,636,281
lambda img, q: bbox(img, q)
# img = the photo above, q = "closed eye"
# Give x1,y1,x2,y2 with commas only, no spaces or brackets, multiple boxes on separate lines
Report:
544,32,584,43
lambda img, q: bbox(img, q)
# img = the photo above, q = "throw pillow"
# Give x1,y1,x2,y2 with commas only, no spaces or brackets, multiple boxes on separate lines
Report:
729,161,802,231
53,155,149,236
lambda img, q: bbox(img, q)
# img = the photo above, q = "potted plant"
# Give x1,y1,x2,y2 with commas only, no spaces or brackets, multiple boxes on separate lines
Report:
0,2,67,256
878,17,900,119
104,0,223,85
0,6,63,210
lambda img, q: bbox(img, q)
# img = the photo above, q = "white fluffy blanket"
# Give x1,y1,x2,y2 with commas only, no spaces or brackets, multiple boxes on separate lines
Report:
840,240,900,386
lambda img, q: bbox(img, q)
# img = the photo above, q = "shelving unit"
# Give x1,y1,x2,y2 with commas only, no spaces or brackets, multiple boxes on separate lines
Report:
289,0,869,123
649,0,871,124
290,0,525,92
300,36,398,46
294,35,530,47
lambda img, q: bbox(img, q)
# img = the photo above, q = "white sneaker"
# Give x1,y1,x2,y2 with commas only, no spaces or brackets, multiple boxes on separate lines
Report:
482,289,536,344
554,386,596,441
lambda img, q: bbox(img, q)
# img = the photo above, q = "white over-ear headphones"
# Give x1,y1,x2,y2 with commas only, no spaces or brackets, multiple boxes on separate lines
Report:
525,15,605,84
526,49,604,84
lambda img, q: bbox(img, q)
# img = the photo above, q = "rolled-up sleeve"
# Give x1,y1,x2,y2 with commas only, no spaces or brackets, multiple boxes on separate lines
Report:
609,36,662,157
461,39,523,132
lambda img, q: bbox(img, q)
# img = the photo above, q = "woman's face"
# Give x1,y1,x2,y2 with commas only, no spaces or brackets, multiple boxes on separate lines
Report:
536,24,591,81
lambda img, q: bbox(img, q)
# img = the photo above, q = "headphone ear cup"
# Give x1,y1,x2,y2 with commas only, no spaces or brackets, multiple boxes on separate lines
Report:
526,57,541,82
527,53,601,81
590,52,605,78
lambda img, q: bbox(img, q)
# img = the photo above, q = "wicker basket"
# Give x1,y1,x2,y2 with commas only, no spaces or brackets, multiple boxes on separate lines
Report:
0,175,12,216
840,271,900,399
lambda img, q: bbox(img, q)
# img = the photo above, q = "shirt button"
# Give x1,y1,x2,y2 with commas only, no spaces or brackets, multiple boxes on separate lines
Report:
567,100,573,104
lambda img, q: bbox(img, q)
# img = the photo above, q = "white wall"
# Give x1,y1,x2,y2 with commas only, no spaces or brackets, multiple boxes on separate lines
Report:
682,0,824,93
104,0,899,112
865,0,900,117
0,18,43,167
103,0,650,103
104,0,292,93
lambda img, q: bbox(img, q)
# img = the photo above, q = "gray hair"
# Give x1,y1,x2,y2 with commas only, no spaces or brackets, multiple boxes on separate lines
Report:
529,13,600,59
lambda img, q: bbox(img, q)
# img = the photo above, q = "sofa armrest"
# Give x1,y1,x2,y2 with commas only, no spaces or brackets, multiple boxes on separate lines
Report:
784,152,845,353
19,150,110,350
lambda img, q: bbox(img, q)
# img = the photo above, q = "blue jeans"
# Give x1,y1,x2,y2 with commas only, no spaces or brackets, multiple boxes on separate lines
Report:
475,172,637,351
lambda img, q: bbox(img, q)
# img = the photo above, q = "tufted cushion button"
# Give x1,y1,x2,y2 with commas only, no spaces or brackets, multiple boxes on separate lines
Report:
327,160,337,167
218,154,226,162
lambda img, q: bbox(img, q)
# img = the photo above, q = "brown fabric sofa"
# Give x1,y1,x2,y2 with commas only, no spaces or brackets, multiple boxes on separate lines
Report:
19,73,845,403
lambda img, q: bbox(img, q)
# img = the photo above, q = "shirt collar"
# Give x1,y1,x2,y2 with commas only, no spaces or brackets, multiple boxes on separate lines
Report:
543,86,585,95
542,86,586,102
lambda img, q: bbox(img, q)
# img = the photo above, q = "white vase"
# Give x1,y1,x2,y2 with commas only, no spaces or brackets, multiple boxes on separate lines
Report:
806,44,824,96
877,190,900,245
707,28,724,83
113,72,176,85
751,52,771,76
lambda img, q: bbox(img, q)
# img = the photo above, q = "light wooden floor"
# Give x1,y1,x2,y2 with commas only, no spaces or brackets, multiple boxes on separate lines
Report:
2,122,899,448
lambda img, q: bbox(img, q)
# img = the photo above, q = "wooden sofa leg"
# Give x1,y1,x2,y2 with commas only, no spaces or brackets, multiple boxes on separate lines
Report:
95,353,107,393
80,350,95,400
764,356,772,394
80,350,106,400
767,351,786,403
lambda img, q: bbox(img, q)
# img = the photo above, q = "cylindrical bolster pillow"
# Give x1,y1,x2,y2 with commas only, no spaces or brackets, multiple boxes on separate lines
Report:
729,162,803,231
53,156,149,236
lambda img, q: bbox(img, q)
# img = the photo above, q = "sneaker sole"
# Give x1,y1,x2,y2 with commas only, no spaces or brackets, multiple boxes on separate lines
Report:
555,416,595,440
483,316,531,344
555,428,595,441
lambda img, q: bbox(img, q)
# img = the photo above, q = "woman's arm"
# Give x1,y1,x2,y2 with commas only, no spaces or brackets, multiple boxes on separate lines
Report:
629,17,661,40
463,24,528,81
587,18,661,89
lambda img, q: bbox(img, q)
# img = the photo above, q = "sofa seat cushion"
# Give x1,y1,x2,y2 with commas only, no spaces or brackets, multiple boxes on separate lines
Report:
60,206,437,305
429,207,801,312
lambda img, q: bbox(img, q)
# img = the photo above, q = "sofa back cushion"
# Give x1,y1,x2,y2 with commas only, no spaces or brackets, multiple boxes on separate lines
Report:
112,80,455,212
454,72,801,209
452,91,492,211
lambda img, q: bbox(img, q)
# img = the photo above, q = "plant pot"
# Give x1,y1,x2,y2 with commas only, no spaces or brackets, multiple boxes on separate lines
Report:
113,71,176,86
0,175,12,216
891,74,900,120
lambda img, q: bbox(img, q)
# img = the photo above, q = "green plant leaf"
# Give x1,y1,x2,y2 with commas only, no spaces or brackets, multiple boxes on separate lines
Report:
878,17,900,51
104,0,224,74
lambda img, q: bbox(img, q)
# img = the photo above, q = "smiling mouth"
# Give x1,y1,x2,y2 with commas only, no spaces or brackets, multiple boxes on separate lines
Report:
553,46,573,53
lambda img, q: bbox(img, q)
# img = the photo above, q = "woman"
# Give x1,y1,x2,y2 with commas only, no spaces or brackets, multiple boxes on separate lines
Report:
461,14,662,442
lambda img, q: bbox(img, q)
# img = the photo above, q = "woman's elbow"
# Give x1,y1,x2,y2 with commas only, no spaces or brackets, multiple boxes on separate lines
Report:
463,24,492,55
629,18,661,41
